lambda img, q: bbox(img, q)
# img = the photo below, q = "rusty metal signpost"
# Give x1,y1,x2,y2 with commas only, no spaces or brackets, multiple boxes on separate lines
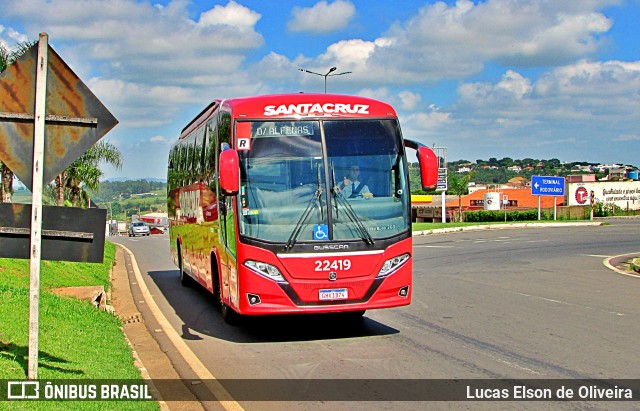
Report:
0,33,118,379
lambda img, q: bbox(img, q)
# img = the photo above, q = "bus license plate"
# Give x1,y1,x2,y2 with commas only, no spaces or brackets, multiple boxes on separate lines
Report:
319,288,348,301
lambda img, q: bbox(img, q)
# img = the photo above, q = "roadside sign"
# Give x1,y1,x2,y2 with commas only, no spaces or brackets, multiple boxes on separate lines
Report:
0,34,118,380
531,175,565,196
0,40,118,190
0,203,106,262
436,170,447,191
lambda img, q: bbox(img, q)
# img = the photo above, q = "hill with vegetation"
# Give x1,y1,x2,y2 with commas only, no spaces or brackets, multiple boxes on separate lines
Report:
91,180,167,221
409,157,634,194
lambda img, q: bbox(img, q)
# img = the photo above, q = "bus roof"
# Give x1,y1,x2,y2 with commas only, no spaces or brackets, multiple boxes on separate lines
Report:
220,93,398,119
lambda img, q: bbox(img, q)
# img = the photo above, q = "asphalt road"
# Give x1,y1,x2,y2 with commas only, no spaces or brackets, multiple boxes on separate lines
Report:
110,220,640,410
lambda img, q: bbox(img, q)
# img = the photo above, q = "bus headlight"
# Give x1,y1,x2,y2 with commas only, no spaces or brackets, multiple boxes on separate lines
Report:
244,260,287,283
377,253,410,278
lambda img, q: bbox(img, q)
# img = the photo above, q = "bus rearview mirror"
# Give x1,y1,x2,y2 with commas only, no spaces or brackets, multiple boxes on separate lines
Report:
417,146,438,190
219,149,239,195
404,139,438,190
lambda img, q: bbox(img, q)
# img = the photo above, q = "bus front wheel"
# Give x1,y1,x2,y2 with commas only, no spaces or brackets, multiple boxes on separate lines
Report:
219,289,241,325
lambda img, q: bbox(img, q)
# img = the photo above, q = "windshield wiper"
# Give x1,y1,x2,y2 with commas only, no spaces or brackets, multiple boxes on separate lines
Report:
284,164,324,251
330,162,374,245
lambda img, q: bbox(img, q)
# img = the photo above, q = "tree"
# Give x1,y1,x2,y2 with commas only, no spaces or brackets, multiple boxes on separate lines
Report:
499,157,514,167
0,40,37,202
448,171,474,221
54,141,123,207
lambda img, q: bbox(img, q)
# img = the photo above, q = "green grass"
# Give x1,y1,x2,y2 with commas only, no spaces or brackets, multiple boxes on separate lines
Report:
0,242,158,410
413,221,517,231
0,244,115,291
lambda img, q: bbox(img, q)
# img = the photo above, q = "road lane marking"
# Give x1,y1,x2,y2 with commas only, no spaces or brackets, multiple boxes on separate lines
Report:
119,244,245,411
471,349,542,375
510,291,626,316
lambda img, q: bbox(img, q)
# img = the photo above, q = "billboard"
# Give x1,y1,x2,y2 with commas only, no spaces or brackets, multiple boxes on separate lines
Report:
566,181,640,210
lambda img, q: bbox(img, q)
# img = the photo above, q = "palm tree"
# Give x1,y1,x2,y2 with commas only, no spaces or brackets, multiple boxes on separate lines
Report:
54,141,123,207
0,41,37,202
0,44,9,72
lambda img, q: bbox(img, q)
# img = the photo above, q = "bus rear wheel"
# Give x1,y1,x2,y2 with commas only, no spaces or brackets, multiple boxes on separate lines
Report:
177,244,192,287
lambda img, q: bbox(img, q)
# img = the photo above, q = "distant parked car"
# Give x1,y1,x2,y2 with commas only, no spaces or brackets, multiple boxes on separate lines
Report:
128,222,150,237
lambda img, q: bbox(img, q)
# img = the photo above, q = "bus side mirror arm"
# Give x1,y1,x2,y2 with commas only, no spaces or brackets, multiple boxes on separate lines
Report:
219,149,240,196
404,139,438,190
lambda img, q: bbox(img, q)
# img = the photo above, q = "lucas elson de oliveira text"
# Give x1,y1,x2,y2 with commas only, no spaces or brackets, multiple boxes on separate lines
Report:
466,384,633,400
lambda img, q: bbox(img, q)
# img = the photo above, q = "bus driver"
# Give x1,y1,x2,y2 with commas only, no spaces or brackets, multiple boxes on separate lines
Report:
340,165,372,199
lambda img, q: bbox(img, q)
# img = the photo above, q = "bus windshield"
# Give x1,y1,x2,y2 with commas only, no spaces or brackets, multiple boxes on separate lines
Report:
237,119,410,244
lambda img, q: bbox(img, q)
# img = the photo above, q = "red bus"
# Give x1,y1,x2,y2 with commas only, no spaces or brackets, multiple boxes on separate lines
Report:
167,93,437,323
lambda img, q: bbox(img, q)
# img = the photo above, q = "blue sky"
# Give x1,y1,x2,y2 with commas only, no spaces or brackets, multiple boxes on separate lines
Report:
1,0,639,181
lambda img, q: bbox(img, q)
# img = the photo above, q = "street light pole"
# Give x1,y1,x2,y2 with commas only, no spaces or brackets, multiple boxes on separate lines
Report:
298,67,352,93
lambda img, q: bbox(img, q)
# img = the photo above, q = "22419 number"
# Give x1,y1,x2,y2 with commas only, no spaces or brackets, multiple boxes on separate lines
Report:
314,259,351,272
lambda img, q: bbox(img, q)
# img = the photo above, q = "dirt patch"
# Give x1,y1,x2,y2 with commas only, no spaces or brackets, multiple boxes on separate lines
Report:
50,286,108,310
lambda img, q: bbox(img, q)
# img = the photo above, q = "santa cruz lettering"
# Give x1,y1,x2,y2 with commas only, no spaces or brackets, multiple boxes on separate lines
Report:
264,103,370,116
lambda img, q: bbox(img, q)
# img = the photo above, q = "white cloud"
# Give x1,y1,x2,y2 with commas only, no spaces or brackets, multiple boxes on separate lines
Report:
2,0,635,176
537,60,640,97
286,0,615,85
459,70,532,106
436,57,640,163
87,78,195,128
150,135,170,144
288,0,356,34
1,0,264,88
398,91,421,111
613,134,640,142
0,24,29,49
199,0,262,32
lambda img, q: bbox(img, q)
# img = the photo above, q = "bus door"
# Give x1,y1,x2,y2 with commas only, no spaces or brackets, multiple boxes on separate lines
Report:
217,110,238,307
219,193,238,306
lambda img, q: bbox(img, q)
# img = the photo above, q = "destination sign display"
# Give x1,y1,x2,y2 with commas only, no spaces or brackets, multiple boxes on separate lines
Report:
254,122,314,137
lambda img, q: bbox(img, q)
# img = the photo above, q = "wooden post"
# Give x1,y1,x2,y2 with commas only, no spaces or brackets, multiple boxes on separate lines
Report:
28,33,49,380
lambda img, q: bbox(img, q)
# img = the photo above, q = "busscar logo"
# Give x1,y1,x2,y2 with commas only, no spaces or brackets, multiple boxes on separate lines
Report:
313,244,349,251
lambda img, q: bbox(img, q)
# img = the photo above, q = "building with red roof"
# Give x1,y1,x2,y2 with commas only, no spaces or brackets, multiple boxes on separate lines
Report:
446,188,564,211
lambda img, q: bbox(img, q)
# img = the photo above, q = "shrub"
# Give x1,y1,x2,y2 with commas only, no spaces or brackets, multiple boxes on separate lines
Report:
464,209,544,222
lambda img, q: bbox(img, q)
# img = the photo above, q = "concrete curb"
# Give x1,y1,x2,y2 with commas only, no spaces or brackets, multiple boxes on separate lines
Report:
413,221,604,236
603,253,640,279
114,244,244,411
111,245,206,411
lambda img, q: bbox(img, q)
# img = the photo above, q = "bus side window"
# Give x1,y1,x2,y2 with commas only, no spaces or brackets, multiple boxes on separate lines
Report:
221,196,237,256
205,121,218,186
